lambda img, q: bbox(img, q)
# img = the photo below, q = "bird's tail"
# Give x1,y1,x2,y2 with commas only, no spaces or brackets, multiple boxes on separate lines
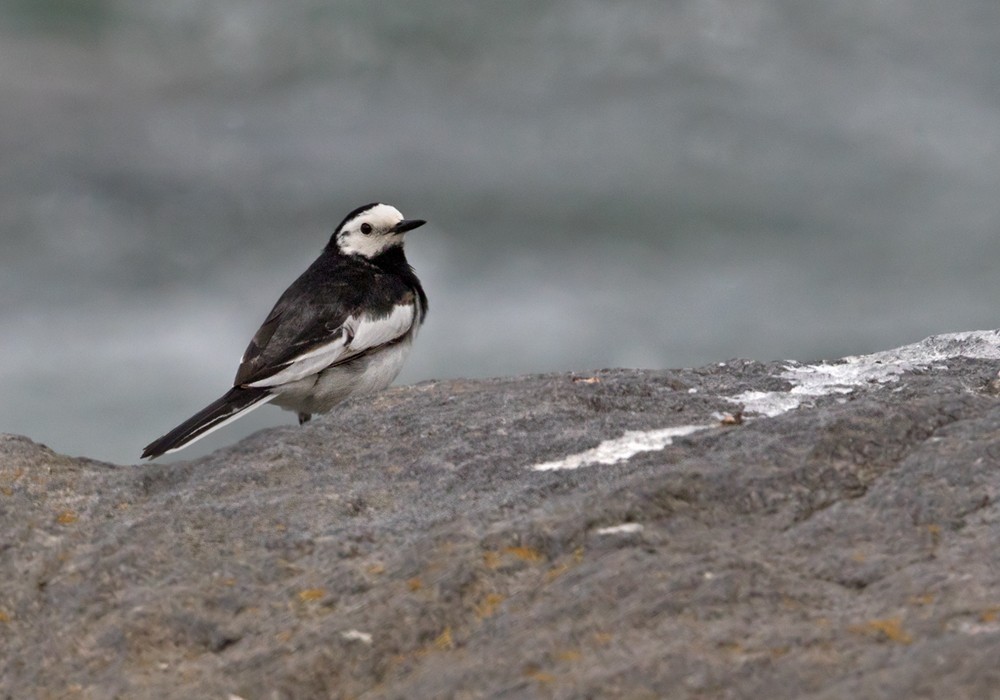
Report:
141,387,274,460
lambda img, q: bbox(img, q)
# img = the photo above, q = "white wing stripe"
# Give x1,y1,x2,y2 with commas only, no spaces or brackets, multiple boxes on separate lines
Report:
246,303,415,388
246,334,350,387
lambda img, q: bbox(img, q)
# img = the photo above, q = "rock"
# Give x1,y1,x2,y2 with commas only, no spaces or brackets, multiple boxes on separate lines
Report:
3,331,1000,699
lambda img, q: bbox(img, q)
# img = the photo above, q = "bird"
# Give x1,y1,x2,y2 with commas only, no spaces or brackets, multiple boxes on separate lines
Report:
141,202,428,460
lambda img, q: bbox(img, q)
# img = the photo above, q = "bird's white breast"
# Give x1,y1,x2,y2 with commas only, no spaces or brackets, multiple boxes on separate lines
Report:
270,338,414,415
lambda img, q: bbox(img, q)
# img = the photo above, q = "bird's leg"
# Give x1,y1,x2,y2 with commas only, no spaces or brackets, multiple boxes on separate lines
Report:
298,412,312,425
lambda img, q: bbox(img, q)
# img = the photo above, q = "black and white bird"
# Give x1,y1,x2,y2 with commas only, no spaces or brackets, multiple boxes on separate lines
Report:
141,202,428,460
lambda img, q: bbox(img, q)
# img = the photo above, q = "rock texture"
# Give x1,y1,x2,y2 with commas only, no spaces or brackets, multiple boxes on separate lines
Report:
4,331,1000,699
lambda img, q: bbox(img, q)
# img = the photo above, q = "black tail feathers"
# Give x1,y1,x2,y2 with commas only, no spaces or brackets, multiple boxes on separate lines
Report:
141,387,272,460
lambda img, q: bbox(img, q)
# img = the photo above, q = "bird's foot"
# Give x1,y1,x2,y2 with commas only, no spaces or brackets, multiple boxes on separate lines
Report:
298,412,312,425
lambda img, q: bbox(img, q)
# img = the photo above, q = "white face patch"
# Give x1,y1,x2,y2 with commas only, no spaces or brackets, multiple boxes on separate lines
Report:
337,203,408,258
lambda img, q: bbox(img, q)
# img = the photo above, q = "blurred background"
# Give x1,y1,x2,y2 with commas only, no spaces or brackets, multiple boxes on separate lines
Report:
3,1,999,464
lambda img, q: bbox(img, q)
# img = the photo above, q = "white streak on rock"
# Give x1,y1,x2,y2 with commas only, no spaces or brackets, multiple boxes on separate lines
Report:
728,331,1000,418
595,523,644,535
341,630,373,644
532,424,711,471
728,389,805,418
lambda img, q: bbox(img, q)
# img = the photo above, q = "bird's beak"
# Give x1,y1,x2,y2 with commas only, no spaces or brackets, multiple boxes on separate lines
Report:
392,219,426,234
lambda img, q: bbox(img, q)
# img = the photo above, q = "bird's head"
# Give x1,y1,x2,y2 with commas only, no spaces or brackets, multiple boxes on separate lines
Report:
332,203,426,259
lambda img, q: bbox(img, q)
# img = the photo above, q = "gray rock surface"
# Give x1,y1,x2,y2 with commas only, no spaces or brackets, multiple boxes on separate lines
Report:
4,331,1000,699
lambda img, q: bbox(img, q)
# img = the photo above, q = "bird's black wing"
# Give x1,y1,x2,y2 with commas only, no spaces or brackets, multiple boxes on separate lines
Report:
234,258,418,388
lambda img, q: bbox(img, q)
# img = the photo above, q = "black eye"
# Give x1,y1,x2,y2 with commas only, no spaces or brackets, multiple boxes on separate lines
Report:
360,223,373,235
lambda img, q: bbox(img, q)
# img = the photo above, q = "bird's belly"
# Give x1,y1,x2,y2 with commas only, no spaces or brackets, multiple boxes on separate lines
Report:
271,340,413,415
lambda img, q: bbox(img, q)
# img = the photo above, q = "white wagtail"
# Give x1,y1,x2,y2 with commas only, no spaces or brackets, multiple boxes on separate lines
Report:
141,202,427,459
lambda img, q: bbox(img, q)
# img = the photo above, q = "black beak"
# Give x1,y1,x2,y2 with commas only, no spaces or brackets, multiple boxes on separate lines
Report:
393,219,426,234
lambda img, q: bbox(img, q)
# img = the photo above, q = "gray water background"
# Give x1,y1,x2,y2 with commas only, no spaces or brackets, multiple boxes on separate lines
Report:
3,1,999,464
